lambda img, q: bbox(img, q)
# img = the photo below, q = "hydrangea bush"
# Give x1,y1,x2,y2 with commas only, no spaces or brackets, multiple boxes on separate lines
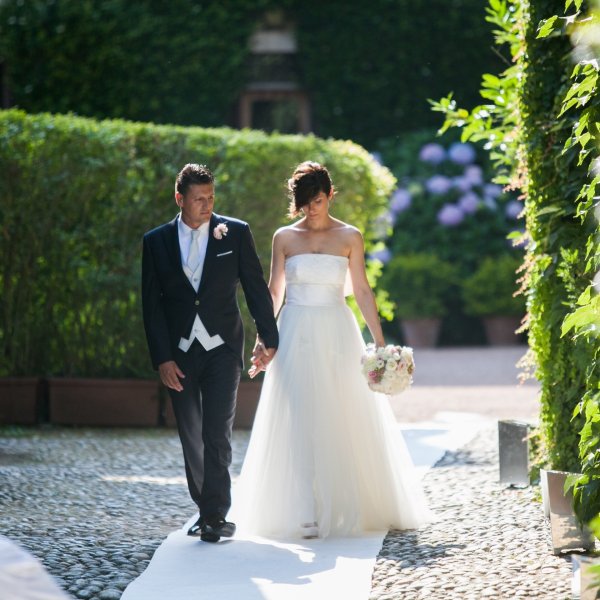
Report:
373,138,524,274
371,135,525,344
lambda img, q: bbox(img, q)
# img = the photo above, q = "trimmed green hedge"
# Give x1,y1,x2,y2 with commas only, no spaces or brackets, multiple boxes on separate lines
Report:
0,109,395,378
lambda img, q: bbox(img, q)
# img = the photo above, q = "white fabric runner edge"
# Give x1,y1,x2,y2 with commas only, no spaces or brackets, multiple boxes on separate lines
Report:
122,412,491,600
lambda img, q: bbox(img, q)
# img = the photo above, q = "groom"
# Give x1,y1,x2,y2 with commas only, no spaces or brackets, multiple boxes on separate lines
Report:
142,163,278,542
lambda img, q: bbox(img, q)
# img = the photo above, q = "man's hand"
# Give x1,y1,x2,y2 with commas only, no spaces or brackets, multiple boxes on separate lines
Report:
159,360,185,391
248,337,276,379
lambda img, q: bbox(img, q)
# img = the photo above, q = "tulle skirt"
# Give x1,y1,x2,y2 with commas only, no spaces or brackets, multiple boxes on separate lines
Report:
233,302,430,539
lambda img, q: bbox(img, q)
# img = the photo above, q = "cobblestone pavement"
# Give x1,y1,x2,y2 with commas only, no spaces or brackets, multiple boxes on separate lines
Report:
371,430,574,600
1,426,574,600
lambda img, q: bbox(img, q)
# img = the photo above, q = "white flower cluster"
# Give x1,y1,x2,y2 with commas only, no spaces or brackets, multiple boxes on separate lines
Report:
360,343,414,395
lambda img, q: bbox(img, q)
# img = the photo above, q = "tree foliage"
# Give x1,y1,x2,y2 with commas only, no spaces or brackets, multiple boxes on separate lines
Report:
0,0,501,147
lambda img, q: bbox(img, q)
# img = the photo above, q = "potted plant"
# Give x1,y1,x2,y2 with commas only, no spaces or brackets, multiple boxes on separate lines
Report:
380,253,456,347
372,136,526,347
462,254,525,345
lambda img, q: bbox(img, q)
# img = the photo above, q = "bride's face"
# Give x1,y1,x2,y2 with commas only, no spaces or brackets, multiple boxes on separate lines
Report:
301,191,330,220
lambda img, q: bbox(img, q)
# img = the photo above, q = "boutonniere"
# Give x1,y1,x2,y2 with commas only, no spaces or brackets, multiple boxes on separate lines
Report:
213,223,228,240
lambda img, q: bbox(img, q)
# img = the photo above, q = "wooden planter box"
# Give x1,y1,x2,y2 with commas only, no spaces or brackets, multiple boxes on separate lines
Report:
162,380,263,429
0,377,44,425
49,378,160,427
234,380,263,429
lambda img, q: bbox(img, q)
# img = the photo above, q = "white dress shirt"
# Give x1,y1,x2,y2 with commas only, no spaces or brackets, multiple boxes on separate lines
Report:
177,214,224,352
178,216,209,292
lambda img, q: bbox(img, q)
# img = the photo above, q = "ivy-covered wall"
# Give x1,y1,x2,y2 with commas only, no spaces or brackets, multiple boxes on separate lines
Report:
434,0,599,471
0,0,500,147
521,0,593,471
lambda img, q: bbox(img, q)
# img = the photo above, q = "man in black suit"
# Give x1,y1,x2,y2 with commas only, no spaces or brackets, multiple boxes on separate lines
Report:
142,163,278,542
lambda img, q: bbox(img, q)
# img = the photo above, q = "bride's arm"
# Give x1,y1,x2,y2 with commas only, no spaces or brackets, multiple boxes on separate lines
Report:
268,230,287,317
249,231,286,378
348,231,386,347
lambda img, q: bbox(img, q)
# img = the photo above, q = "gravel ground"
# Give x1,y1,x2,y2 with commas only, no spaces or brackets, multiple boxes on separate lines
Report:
0,428,248,600
0,426,575,600
371,429,575,600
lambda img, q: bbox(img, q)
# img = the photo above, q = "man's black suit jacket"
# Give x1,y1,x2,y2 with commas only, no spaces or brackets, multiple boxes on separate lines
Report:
142,212,278,370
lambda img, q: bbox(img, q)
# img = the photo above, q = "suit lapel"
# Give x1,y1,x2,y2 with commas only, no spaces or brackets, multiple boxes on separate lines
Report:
165,216,181,266
166,214,196,293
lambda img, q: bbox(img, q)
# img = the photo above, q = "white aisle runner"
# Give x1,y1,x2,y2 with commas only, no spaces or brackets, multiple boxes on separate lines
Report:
122,412,490,600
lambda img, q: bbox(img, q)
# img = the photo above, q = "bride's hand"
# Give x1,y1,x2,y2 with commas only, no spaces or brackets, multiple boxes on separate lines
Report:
248,350,264,378
249,337,275,378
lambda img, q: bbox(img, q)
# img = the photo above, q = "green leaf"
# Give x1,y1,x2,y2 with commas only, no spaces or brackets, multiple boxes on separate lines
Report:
535,205,564,217
537,15,559,38
562,296,600,337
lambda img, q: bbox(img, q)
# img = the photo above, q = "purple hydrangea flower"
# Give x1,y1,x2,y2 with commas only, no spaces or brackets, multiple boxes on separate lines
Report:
369,247,392,264
505,200,523,220
453,175,472,192
458,192,480,214
419,143,446,164
437,204,464,227
483,196,498,211
373,211,394,237
464,165,483,185
390,188,412,214
483,183,503,198
448,142,476,165
426,175,452,195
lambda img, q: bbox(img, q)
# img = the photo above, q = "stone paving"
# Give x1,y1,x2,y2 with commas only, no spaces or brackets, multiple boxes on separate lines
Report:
0,425,575,600
371,430,574,599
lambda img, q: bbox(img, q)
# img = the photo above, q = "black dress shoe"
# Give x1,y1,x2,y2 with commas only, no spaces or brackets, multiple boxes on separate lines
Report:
187,516,206,537
187,516,220,542
203,514,236,538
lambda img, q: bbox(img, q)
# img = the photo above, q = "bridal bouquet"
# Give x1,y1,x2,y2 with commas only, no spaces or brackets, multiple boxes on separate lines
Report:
361,344,414,395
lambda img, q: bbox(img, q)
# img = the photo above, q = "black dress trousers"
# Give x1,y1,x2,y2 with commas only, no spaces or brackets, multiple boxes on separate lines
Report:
168,341,241,518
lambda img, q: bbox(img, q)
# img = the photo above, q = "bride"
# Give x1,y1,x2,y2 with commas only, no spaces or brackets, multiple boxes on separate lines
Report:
234,161,430,539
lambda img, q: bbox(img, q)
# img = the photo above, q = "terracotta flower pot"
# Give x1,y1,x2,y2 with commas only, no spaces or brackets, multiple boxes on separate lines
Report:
482,315,523,346
399,318,442,348
48,378,160,427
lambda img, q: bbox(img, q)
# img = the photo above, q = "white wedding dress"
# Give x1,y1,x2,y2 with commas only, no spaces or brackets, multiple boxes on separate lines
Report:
234,253,430,539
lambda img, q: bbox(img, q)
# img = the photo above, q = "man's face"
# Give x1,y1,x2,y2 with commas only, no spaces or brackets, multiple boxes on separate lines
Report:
176,183,215,227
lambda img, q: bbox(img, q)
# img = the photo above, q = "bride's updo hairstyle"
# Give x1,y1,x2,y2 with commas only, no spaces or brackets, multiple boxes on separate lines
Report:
287,161,335,218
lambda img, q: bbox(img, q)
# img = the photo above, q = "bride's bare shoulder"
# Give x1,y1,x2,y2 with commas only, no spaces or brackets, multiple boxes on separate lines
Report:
331,218,362,238
273,224,303,250
274,223,301,240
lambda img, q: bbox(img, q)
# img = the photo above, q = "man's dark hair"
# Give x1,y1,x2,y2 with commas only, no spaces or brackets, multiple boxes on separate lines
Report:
175,163,214,196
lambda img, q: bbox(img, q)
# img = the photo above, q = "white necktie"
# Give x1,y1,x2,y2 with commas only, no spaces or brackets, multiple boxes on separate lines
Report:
187,229,201,272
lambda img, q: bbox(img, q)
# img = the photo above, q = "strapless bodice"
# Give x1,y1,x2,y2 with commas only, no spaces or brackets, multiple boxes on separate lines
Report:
284,254,349,306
